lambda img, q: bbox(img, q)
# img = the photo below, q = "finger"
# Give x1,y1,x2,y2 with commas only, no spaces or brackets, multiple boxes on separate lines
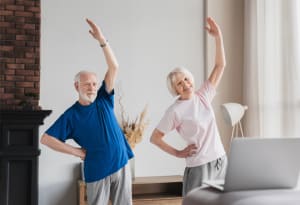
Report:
187,150,196,157
86,19,98,31
207,17,215,24
86,18,93,27
188,144,198,149
205,26,210,32
190,149,197,154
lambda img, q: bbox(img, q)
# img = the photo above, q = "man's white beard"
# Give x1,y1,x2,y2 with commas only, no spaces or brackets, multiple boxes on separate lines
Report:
79,91,97,103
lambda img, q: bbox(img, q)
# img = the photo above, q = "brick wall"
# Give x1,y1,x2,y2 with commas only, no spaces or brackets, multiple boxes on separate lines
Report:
0,0,41,110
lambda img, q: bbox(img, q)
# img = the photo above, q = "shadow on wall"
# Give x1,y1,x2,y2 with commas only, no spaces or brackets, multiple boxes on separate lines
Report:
39,163,81,205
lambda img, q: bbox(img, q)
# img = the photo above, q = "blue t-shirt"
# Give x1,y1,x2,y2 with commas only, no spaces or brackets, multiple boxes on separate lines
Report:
46,81,134,182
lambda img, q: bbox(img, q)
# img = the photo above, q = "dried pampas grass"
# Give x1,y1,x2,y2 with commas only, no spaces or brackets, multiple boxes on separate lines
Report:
118,95,149,149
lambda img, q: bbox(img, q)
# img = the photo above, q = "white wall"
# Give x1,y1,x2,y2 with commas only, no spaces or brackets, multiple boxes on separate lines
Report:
40,0,205,204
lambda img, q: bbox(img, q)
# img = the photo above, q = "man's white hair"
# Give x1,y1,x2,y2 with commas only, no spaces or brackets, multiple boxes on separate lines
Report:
74,70,98,83
166,67,194,97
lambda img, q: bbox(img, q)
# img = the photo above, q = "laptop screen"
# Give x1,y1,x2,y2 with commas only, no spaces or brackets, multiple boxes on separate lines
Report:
223,137,300,191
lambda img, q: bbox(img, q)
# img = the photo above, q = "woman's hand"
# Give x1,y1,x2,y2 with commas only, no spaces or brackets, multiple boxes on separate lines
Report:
176,144,198,158
205,17,221,38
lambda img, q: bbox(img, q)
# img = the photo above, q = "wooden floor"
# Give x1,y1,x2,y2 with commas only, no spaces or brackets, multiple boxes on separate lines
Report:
133,194,182,205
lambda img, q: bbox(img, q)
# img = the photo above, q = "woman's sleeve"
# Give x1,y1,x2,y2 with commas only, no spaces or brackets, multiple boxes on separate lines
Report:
195,80,216,103
156,108,178,134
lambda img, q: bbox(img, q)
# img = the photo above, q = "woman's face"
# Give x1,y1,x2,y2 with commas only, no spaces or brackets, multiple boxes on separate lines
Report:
173,72,194,100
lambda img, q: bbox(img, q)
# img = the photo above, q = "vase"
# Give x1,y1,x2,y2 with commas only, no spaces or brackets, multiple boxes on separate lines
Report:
129,158,135,180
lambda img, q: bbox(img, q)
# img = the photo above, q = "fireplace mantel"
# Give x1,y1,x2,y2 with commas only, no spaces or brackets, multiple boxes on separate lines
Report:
0,110,51,205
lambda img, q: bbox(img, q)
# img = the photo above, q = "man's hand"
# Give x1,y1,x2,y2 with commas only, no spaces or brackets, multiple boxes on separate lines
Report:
74,147,86,160
86,18,106,43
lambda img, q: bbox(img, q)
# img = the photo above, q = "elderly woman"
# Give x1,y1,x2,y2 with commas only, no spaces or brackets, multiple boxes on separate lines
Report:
150,17,227,196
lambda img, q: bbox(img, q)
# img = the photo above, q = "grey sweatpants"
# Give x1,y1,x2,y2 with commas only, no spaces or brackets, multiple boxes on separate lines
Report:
86,163,132,205
182,155,227,196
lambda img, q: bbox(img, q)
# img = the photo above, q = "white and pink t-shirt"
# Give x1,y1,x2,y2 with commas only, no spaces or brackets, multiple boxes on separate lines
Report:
156,80,226,168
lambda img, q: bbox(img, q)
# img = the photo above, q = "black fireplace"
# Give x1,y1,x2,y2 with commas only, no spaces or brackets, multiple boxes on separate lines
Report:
0,110,51,205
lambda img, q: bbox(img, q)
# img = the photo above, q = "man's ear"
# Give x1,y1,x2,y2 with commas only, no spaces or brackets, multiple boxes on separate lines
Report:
74,82,79,91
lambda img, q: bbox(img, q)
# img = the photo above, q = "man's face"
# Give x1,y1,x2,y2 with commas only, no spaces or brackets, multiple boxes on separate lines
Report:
76,73,98,104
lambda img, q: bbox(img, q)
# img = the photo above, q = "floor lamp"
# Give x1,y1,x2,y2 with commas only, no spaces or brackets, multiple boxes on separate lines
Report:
221,103,248,141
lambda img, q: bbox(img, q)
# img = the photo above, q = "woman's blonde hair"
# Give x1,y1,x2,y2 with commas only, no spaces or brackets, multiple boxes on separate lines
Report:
166,67,194,97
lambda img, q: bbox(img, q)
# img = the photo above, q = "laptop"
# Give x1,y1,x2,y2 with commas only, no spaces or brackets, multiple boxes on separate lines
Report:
203,137,300,192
